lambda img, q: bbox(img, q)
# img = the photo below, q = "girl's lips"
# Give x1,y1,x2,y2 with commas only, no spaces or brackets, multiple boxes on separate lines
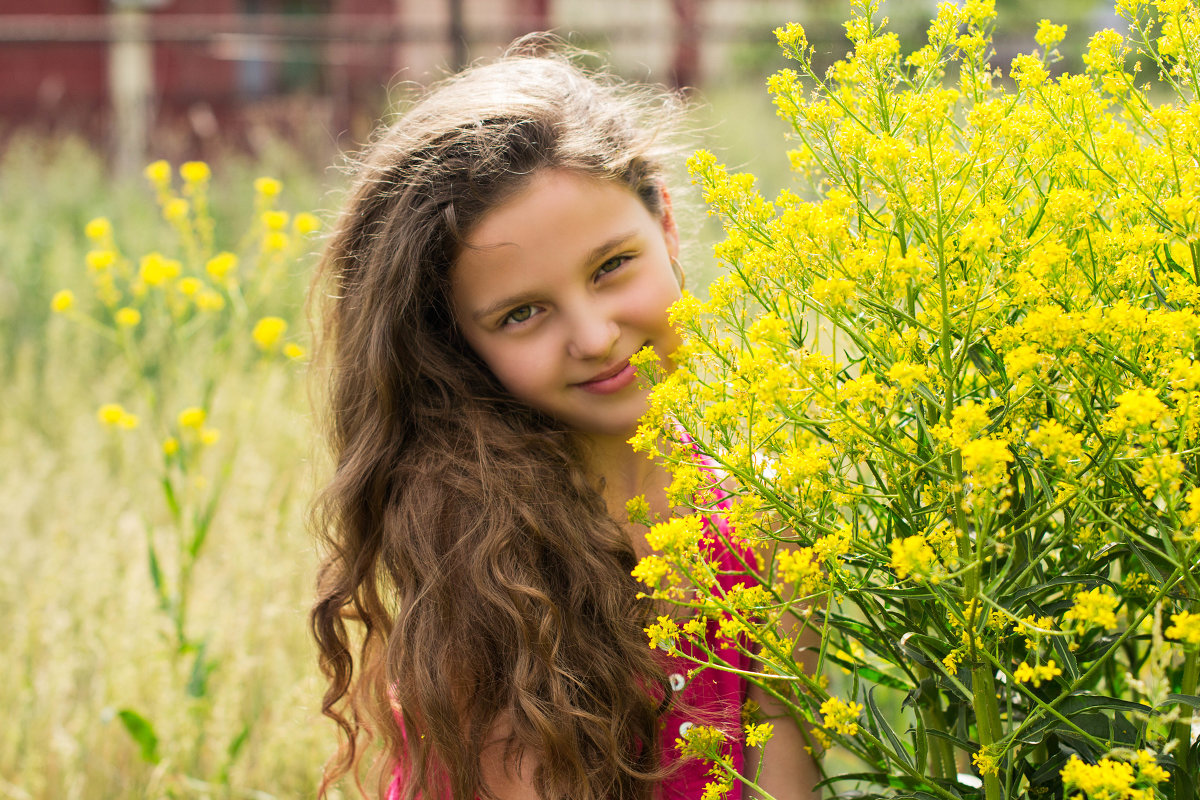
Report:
575,360,637,394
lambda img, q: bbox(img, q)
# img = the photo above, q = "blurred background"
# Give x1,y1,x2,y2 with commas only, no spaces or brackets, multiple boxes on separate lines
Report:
2,0,1114,172
0,1,1125,798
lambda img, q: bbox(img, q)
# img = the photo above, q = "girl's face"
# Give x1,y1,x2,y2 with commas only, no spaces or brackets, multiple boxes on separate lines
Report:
450,169,682,439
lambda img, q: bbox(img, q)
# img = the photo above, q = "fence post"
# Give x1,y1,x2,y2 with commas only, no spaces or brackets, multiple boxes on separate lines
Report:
108,5,153,175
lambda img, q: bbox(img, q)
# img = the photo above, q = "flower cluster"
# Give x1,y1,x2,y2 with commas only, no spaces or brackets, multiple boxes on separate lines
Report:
633,0,1200,797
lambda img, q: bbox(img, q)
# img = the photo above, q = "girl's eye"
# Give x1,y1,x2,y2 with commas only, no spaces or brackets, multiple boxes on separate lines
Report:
595,255,630,278
502,305,538,326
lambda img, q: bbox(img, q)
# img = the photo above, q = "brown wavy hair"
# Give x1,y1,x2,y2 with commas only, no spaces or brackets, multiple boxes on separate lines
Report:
309,43,686,800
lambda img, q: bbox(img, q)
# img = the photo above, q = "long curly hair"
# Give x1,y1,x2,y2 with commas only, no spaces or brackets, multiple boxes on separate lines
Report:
309,44,686,800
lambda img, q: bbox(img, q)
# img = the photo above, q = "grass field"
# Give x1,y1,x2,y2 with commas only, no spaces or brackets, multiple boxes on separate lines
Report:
0,83,792,799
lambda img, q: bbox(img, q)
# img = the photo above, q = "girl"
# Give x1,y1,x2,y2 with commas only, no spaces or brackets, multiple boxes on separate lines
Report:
309,41,819,800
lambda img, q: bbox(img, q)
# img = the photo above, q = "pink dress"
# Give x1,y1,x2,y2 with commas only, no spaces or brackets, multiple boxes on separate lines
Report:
656,489,754,798
388,466,753,799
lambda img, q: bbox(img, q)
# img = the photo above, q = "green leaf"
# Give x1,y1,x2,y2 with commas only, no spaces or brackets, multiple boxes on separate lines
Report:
1157,693,1200,712
117,708,160,764
186,642,217,699
161,476,181,522
867,686,914,769
147,541,168,612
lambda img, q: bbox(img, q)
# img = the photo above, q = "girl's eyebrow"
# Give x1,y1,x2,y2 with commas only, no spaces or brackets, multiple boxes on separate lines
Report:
471,230,640,322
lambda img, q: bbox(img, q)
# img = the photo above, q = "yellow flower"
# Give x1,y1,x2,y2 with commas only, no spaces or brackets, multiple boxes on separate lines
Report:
1035,19,1067,49
1011,53,1049,89
645,615,680,650
144,159,171,186
744,722,774,748
205,252,238,281
282,342,306,361
50,289,74,313
252,316,288,351
177,277,203,297
177,406,206,429
889,534,938,582
179,160,211,184
645,516,704,555
97,403,126,426
195,290,226,312
139,252,181,286
163,436,180,456
262,210,289,230
84,217,112,241
886,361,932,390
631,555,669,587
115,307,141,328
1013,660,1062,687
625,494,651,525
163,198,189,222
293,212,321,235
254,176,282,197
263,231,290,252
1063,587,1120,633
972,748,1000,777
199,428,221,447
960,438,1013,491
1105,388,1167,434
1165,610,1200,645
1060,754,1136,800
819,696,863,736
86,250,117,271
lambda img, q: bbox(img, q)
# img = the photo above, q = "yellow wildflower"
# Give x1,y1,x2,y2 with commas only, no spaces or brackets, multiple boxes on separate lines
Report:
744,722,774,748
115,307,141,328
86,250,116,271
205,252,238,281
195,290,226,312
177,406,207,430
645,515,704,555
1060,755,1136,800
819,696,863,736
163,437,180,456
294,212,321,235
199,428,221,447
1013,660,1062,687
263,231,290,252
973,748,1000,777
262,210,290,231
1063,587,1120,633
177,277,203,297
282,342,306,361
163,198,189,222
1165,610,1200,645
84,216,112,241
97,403,127,426
645,615,679,650
252,316,288,351
50,289,74,313
179,160,210,184
889,534,938,582
254,176,282,197
144,160,171,187
1035,19,1067,49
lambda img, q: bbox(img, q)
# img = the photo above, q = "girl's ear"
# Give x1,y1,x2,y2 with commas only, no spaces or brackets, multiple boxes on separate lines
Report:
659,184,681,260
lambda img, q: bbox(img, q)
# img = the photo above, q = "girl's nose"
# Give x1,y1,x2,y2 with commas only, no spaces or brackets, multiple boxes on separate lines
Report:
566,310,620,361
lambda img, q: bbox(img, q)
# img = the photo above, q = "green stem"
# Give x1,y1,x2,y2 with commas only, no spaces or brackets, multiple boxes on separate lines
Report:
1173,649,1198,799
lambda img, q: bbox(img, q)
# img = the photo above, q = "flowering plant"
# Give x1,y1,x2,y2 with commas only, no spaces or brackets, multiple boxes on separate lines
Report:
632,1,1200,798
51,161,317,782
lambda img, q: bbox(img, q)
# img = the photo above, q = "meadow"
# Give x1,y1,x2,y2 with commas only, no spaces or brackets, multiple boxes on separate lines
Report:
0,83,787,799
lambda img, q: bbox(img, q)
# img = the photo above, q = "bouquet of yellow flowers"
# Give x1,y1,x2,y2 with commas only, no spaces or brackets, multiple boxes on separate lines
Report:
633,2,1200,798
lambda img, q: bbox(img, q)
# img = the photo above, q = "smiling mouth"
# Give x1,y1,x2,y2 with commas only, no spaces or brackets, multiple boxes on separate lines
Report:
579,360,631,385
574,357,639,395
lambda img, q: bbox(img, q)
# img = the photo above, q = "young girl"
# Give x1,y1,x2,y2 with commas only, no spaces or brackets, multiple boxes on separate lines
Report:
309,42,820,800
